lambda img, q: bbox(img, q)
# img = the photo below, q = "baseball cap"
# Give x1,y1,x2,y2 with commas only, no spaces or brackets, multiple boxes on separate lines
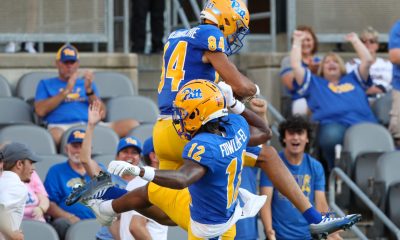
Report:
142,137,154,156
67,129,86,144
56,44,79,62
0,142,41,163
117,136,142,154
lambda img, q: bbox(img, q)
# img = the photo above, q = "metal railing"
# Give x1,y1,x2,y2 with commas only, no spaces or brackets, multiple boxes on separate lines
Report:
0,0,114,52
329,167,400,239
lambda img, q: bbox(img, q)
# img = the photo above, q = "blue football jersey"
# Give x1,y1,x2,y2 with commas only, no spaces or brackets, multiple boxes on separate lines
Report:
158,24,226,115
182,114,250,224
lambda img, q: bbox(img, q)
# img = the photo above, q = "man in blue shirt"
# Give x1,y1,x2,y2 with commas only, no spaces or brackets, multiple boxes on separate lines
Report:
260,115,341,240
34,44,138,146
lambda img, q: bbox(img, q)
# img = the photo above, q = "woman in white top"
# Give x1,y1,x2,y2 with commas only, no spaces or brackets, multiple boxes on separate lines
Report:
346,26,393,97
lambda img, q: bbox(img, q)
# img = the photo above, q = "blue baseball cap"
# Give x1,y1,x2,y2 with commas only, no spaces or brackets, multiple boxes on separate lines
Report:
67,129,86,144
142,137,154,156
56,44,79,62
117,136,142,154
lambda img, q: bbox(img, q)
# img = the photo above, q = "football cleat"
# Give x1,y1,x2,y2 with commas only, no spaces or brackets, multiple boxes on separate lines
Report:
310,213,362,239
65,171,114,206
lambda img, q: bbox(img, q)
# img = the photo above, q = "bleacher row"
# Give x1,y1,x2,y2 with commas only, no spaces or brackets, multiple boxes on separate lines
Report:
0,71,160,181
335,122,400,237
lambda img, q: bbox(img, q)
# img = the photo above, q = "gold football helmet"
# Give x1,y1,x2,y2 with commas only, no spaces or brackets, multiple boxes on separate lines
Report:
200,0,250,55
173,80,228,140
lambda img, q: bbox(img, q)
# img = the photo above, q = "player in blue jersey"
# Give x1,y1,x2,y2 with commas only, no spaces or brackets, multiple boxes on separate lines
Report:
68,80,362,239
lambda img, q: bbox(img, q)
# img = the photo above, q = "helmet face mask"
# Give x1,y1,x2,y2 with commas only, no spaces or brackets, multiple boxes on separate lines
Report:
200,0,250,56
172,80,228,140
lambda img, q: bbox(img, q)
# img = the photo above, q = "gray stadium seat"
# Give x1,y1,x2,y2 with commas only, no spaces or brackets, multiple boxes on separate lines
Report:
343,123,395,166
16,72,56,103
21,220,59,240
374,152,400,193
0,125,56,154
0,97,33,126
60,125,119,156
128,123,154,144
167,226,187,240
372,93,392,126
0,74,12,97
35,154,67,181
106,96,159,123
388,182,400,228
65,219,101,240
93,72,136,100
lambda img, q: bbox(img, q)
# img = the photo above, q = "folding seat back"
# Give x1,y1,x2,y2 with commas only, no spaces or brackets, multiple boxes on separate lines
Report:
128,123,154,144
16,72,55,103
0,125,56,154
21,220,59,240
35,154,67,181
65,219,101,240
0,97,33,126
94,72,136,100
106,96,159,124
0,74,12,97
60,125,119,156
372,93,392,126
387,182,400,228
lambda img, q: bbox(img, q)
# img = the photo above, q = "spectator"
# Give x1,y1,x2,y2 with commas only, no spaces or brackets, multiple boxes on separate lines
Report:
346,26,393,98
280,25,320,116
388,20,400,147
290,30,377,170
260,115,341,240
120,136,168,240
79,100,166,240
44,129,100,240
34,44,139,146
0,142,42,240
131,0,165,54
23,171,50,222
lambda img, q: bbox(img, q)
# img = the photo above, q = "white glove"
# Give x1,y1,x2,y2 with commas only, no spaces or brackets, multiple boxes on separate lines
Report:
108,160,140,177
217,81,235,107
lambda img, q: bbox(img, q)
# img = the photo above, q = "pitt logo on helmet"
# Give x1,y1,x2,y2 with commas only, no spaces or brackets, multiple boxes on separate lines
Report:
182,88,203,100
231,0,246,18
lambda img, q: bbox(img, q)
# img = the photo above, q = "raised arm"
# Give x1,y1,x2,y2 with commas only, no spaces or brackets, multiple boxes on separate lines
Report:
204,51,258,98
79,100,103,177
346,32,373,80
291,31,307,86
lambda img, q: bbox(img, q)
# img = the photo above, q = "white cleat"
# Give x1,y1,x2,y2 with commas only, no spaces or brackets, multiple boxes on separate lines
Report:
86,199,116,226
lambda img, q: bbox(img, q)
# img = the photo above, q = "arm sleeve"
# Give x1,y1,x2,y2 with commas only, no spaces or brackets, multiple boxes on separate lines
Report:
279,56,292,77
312,161,325,191
44,168,62,203
31,171,48,197
292,68,313,97
195,25,225,53
389,21,400,49
182,140,215,172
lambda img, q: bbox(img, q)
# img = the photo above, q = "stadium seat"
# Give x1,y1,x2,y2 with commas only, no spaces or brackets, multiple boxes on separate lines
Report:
372,93,392,126
0,97,33,127
60,125,119,156
387,182,400,228
0,74,12,97
106,96,159,124
65,219,101,240
16,72,55,103
167,226,187,240
93,72,136,100
35,154,67,181
128,123,154,144
0,125,56,154
21,220,59,240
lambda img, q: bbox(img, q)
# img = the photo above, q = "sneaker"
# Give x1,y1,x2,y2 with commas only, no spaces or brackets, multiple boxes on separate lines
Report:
310,213,362,239
5,42,16,53
86,199,115,226
65,171,114,206
24,42,37,53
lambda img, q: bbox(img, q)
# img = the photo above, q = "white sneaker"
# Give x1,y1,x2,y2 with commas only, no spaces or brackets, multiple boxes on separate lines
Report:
86,199,116,226
5,42,16,53
24,42,37,53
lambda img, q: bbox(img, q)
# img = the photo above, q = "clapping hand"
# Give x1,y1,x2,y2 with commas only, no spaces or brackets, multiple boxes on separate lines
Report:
345,32,359,44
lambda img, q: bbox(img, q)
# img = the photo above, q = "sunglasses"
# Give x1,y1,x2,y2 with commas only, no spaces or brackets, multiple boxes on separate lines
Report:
361,39,377,44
